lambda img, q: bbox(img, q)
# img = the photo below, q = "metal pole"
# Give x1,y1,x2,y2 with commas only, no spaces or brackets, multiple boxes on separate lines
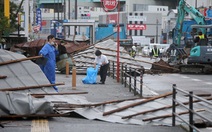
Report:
156,19,158,43
75,0,77,19
113,61,115,79
61,0,63,20
172,84,176,126
140,69,143,97
68,0,70,36
133,70,136,95
24,0,29,38
54,0,55,20
57,0,59,20
116,0,120,82
68,0,70,19
189,91,194,132
74,0,77,35
124,65,127,87
195,0,197,8
129,67,131,92
121,63,123,84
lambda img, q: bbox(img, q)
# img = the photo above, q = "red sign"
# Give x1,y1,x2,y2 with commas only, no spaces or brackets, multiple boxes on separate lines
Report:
101,0,118,12
106,14,118,23
127,24,147,30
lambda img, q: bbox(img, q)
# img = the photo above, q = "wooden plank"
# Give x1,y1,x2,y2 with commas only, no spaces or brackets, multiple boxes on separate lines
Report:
0,56,42,66
0,75,7,79
31,92,88,96
0,82,65,91
54,97,143,108
103,92,172,116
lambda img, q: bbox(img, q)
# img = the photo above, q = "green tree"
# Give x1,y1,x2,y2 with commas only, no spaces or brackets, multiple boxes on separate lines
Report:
0,1,22,42
0,1,10,42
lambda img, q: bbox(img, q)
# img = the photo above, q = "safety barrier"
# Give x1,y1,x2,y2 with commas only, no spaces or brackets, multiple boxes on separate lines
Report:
108,61,144,97
172,84,212,132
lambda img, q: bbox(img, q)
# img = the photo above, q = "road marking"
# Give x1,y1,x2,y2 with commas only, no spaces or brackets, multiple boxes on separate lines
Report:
170,74,212,86
31,119,50,132
181,75,190,79
191,79,201,81
205,82,212,85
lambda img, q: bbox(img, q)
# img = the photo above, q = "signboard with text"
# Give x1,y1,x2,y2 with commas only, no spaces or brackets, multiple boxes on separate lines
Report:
36,8,42,31
101,0,118,12
128,16,147,21
127,24,146,30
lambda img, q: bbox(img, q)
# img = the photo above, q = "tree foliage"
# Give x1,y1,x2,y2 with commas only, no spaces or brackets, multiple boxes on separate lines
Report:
0,1,21,42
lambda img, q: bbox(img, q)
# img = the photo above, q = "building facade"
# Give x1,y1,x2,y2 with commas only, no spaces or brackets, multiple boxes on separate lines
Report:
11,0,211,41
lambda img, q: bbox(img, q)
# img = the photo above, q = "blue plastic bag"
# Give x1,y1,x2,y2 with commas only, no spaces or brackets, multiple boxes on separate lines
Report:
82,65,99,84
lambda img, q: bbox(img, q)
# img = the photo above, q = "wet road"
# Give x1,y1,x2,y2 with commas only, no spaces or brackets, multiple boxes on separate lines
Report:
143,73,212,94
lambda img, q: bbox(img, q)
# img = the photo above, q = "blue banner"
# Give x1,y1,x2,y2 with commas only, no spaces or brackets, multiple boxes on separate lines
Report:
36,8,42,31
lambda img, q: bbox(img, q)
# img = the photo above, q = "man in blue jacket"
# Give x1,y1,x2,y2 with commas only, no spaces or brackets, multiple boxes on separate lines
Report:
39,35,59,92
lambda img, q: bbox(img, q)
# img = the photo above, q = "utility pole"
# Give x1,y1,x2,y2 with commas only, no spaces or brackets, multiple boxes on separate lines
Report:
75,0,77,20
54,0,55,20
74,0,77,35
68,0,70,36
57,0,59,20
68,0,70,19
117,0,120,82
24,0,29,38
195,0,197,8
64,0,66,20
156,19,159,43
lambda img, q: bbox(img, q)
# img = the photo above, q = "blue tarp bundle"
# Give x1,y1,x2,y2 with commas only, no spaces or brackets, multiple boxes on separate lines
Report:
82,65,99,84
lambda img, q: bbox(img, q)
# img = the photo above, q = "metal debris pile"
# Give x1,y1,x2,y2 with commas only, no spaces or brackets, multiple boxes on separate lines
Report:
150,59,179,73
0,49,211,128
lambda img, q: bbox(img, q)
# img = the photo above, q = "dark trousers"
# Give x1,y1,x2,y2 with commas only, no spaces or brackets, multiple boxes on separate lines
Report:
99,63,109,83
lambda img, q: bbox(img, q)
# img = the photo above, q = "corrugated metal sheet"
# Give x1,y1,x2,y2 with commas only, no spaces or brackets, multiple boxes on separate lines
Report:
0,46,211,127
73,39,143,72
13,39,89,57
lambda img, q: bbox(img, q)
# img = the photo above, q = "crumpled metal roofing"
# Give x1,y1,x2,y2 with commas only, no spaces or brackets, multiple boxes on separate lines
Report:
73,39,144,73
13,39,89,57
0,92,53,115
0,49,57,115
0,47,211,127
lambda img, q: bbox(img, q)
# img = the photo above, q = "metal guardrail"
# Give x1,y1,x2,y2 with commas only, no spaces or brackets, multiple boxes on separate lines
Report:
172,84,212,132
109,61,144,97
